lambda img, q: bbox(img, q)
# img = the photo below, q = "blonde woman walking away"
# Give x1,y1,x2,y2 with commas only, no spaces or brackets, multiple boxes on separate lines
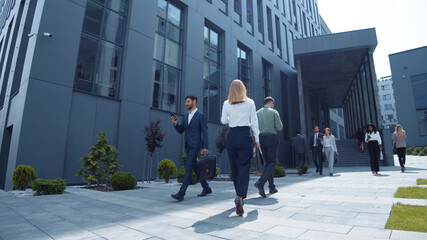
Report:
393,124,407,172
322,128,339,176
221,80,260,216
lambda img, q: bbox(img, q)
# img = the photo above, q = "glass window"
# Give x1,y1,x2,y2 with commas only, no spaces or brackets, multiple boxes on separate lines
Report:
381,84,390,91
238,44,251,95
339,124,345,140
152,1,183,112
383,94,391,100
74,0,128,98
384,104,392,110
257,0,264,35
266,7,273,42
330,120,337,136
262,59,272,97
203,25,222,122
385,114,394,120
247,0,254,26
275,15,281,51
411,73,427,135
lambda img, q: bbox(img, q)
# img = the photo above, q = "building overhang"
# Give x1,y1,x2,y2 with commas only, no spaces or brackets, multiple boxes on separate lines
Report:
293,28,378,108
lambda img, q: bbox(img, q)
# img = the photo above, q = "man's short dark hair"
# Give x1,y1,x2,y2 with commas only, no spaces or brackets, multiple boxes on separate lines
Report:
264,96,275,105
296,129,301,134
185,95,197,102
314,125,319,129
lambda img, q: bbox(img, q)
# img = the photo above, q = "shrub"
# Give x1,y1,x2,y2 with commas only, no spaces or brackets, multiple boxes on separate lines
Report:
273,160,286,177
75,132,121,186
157,159,177,183
12,165,37,190
406,146,415,155
215,165,220,177
302,164,309,174
422,147,427,156
413,147,423,155
177,167,198,184
32,178,66,195
111,172,137,190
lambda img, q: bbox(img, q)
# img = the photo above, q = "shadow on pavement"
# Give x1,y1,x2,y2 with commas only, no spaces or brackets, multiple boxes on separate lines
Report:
244,197,278,206
192,208,258,234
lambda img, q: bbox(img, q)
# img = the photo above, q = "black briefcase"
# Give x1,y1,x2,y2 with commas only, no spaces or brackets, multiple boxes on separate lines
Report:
196,155,216,181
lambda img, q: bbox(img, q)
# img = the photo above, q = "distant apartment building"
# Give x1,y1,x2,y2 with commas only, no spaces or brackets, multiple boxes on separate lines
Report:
330,108,345,140
377,76,398,130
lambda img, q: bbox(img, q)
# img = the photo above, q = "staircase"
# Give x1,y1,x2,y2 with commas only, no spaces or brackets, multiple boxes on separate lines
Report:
307,139,385,167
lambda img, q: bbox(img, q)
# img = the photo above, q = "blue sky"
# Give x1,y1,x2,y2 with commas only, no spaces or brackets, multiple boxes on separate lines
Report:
317,0,427,78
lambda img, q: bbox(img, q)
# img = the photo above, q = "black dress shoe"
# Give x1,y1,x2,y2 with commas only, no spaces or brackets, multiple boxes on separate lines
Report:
171,194,184,201
254,182,266,198
198,188,212,197
269,188,278,194
234,197,244,216
316,168,319,173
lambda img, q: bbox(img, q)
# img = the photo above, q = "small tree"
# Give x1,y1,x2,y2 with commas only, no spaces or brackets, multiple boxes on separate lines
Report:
75,132,121,186
157,159,177,183
144,119,165,181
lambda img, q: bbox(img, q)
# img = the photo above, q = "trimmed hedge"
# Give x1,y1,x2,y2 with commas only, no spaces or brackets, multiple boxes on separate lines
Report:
32,178,66,195
13,165,37,190
406,146,427,156
111,172,137,190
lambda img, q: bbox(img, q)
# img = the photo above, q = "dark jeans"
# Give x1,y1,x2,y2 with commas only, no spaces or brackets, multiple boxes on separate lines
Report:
227,126,253,198
178,147,210,196
368,141,380,172
312,146,322,173
396,147,406,167
257,134,277,190
295,153,305,169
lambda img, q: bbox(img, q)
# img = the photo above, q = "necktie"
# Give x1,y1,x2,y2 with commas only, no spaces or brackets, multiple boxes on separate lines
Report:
315,133,318,147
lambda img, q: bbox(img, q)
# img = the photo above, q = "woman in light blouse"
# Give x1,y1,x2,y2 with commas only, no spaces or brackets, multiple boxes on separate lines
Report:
322,128,339,176
365,123,382,175
393,124,407,172
221,79,260,216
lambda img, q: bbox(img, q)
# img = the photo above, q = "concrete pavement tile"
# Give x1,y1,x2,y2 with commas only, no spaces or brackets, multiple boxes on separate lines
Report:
347,226,392,239
390,230,427,240
297,229,376,240
289,213,323,222
90,225,152,240
353,213,389,228
0,224,46,240
264,225,308,238
236,221,274,232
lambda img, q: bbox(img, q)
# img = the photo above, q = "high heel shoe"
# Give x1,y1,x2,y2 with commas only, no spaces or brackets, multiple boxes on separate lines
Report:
234,197,244,216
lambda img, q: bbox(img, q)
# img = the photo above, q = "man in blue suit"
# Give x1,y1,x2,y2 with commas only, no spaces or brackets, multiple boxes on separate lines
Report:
292,129,307,175
171,95,211,201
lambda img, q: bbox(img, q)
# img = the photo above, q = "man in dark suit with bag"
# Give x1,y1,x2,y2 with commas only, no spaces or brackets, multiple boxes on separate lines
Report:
171,96,212,201
292,129,307,175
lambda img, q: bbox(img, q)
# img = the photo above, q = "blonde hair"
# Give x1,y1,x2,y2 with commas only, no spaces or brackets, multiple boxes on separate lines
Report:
325,128,332,136
395,124,406,137
228,79,247,104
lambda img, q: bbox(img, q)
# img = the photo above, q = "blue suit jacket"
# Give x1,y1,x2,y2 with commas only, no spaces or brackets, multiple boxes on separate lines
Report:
292,134,307,154
174,110,209,150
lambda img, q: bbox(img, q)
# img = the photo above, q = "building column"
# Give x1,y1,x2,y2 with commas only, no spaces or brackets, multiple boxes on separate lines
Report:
367,53,383,129
296,60,306,135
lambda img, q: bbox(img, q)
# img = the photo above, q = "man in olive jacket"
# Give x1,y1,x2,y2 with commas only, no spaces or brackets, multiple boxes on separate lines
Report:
254,97,283,198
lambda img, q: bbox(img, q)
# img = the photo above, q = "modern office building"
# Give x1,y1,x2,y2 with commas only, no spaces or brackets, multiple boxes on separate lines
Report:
377,76,398,130
0,0,387,190
389,46,427,147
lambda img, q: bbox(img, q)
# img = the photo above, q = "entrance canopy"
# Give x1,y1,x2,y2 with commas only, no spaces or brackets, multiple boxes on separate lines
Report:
293,28,377,108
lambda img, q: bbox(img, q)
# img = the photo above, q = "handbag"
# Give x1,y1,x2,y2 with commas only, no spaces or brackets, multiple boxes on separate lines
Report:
334,153,338,163
196,155,216,181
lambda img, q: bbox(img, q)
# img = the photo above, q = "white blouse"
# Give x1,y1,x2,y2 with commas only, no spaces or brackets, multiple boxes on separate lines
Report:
365,131,382,145
221,98,260,142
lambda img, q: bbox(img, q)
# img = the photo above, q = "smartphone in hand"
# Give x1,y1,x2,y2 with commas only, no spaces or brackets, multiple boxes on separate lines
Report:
170,113,177,121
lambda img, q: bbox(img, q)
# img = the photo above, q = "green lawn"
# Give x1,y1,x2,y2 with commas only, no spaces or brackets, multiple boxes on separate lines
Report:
385,203,427,232
417,178,427,185
394,187,427,199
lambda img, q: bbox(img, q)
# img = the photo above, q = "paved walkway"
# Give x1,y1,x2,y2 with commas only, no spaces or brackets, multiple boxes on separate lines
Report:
1,155,427,240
